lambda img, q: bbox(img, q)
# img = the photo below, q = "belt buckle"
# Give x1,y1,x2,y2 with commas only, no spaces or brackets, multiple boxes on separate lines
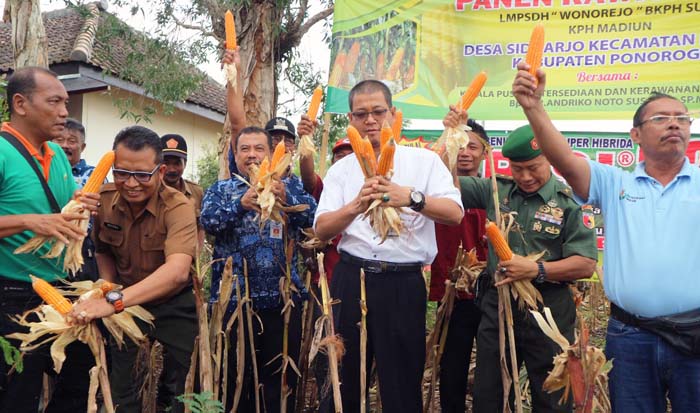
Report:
363,260,383,274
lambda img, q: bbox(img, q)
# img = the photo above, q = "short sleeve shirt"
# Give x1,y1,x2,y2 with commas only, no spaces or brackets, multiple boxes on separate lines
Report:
182,179,204,224
460,174,597,276
94,183,197,286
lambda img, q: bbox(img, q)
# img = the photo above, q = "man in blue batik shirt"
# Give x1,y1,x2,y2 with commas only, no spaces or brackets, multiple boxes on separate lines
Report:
201,126,317,413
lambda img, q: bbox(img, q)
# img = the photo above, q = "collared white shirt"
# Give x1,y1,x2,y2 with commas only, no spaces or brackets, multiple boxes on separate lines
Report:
314,145,463,264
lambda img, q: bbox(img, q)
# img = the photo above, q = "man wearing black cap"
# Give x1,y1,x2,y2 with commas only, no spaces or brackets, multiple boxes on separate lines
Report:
161,134,204,248
445,107,598,412
269,116,325,201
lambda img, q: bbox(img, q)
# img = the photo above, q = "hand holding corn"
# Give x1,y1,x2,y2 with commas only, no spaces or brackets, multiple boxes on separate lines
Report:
494,254,540,287
68,297,117,325
240,186,260,212
22,213,86,245
369,176,413,209
442,105,468,130
296,115,317,139
512,60,547,110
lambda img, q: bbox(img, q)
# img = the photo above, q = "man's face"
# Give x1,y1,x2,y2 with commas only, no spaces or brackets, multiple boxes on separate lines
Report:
235,132,270,176
631,98,692,163
113,144,163,208
271,132,296,154
348,91,395,150
456,132,486,177
16,72,69,140
332,147,353,164
163,155,186,187
53,128,84,167
510,155,552,194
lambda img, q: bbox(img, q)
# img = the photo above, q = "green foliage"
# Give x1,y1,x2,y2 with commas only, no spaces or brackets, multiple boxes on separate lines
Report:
0,76,9,122
195,144,221,191
177,392,224,413
0,337,23,374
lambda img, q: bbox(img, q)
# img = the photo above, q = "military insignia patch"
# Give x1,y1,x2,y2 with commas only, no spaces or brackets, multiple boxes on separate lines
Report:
544,226,561,235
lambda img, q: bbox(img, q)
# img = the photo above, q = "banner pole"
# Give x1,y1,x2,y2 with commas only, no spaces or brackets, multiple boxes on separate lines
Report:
320,112,332,177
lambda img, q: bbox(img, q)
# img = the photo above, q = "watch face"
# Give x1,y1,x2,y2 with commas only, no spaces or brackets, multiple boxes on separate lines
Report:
106,291,122,302
410,191,423,204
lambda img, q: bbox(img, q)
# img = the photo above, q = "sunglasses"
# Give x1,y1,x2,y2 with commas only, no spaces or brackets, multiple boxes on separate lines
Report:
350,108,389,121
112,165,160,183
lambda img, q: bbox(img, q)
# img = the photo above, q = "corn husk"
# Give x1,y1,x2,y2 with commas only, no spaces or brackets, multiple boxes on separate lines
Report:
299,227,333,250
224,62,237,90
453,246,487,295
8,281,154,413
531,308,611,413
14,199,89,275
298,134,317,158
433,126,469,171
243,153,310,228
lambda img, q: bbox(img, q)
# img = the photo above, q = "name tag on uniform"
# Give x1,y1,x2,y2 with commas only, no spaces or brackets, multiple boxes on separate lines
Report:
105,222,122,231
270,221,283,240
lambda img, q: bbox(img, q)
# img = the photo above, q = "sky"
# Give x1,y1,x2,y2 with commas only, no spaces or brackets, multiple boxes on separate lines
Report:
33,1,700,135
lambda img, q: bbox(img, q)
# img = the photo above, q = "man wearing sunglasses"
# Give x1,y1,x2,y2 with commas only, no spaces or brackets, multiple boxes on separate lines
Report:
69,126,198,413
513,61,700,411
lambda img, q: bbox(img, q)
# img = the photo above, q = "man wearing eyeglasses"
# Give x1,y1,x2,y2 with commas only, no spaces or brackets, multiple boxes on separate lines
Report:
513,61,700,411
314,80,464,412
69,125,198,413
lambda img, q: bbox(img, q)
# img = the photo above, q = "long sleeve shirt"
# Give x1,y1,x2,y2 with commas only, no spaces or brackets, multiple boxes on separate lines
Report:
201,174,317,311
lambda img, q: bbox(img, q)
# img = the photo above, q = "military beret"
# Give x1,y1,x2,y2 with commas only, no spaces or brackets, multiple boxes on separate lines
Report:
501,125,542,162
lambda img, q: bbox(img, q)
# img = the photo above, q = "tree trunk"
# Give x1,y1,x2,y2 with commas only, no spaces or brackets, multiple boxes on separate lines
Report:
8,0,48,68
237,2,278,127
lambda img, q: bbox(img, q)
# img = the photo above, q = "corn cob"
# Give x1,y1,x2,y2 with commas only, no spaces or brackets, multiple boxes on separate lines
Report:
30,275,72,315
82,151,114,194
307,86,324,120
376,52,386,79
525,25,545,85
386,47,405,81
270,141,286,169
225,10,237,49
328,52,346,86
343,42,361,83
377,137,396,177
380,121,393,150
391,109,403,141
485,221,514,261
457,71,488,112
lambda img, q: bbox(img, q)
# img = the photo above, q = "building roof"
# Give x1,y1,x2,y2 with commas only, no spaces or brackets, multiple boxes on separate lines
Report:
0,4,227,116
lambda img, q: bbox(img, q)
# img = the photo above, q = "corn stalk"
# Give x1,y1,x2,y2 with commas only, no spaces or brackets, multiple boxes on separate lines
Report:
485,143,523,413
295,270,317,413
360,269,368,413
244,260,262,413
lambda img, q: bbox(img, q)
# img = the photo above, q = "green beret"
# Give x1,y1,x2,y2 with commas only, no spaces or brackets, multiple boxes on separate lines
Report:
502,125,542,162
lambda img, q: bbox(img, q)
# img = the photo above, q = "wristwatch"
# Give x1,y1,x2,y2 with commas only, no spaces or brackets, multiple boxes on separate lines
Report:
408,190,426,212
105,290,124,314
535,261,547,284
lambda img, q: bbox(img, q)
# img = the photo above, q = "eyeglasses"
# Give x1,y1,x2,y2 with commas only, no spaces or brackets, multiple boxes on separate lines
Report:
638,115,694,127
351,108,389,121
112,165,160,183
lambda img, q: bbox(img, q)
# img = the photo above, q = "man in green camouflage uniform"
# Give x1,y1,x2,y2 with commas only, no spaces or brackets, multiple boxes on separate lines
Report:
451,118,598,412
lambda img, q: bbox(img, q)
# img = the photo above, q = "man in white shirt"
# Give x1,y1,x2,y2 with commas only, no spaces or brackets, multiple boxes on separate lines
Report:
314,80,463,413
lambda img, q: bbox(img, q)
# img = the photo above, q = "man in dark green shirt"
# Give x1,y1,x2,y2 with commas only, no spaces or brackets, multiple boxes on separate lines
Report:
445,108,598,412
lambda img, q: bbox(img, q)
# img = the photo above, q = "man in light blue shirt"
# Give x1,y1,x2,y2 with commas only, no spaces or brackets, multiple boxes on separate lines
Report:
512,60,700,412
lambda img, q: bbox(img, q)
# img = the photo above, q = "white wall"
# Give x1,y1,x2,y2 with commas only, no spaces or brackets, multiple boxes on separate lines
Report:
76,89,223,181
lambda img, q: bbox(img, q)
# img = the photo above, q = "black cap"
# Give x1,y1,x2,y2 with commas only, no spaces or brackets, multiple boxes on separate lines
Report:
161,134,188,159
264,117,296,139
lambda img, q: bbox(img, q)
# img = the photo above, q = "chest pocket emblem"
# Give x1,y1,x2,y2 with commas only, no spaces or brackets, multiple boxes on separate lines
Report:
544,226,561,235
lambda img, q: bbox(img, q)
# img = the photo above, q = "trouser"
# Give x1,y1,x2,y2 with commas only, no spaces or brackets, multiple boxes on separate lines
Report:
322,258,426,413
473,283,575,413
606,316,700,413
224,303,303,413
439,298,481,413
110,288,197,413
0,278,94,413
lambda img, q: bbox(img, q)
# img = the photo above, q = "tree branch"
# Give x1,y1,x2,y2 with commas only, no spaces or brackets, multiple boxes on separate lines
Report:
171,13,215,38
298,7,333,41
278,6,333,58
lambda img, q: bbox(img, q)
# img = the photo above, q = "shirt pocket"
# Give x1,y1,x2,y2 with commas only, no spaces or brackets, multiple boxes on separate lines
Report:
98,226,124,248
140,231,166,273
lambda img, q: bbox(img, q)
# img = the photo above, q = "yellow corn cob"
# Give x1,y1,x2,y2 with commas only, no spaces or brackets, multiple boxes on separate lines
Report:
30,275,72,315
270,141,286,169
346,126,365,156
380,121,393,150
485,222,514,261
386,47,405,81
376,52,386,79
225,10,237,49
307,86,324,120
329,52,346,86
391,109,403,141
525,25,545,85
377,137,396,176
82,151,114,194
457,71,488,112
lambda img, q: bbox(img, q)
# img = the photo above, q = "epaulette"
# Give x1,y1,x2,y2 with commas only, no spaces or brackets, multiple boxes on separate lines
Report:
495,174,514,181
557,185,575,200
99,182,117,194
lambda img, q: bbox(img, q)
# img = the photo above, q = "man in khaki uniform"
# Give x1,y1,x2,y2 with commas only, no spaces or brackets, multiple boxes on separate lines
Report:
449,118,598,412
70,125,198,413
161,133,204,247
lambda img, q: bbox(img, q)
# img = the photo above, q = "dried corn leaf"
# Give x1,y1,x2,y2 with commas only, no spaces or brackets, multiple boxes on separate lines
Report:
14,199,89,275
224,62,237,89
298,134,317,157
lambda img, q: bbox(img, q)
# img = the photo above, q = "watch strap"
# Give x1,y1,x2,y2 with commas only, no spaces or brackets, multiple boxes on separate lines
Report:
535,261,547,284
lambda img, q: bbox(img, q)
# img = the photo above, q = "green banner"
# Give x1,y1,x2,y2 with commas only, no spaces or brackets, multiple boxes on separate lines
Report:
326,0,700,120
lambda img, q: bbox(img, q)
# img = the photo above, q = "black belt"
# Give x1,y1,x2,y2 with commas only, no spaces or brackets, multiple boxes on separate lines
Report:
610,302,643,327
340,251,422,274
